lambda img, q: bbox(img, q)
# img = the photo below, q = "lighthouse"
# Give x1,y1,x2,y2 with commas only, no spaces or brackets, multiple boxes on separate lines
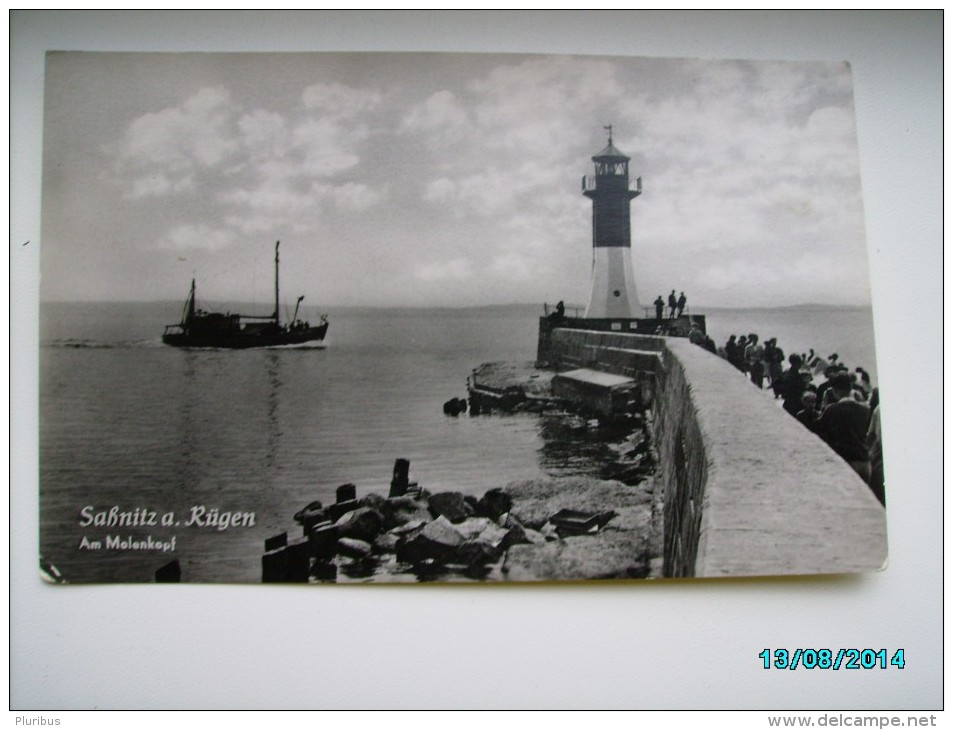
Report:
582,126,642,319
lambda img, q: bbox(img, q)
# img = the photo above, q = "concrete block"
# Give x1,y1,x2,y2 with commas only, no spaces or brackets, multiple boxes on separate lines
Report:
286,537,311,582
308,523,339,560
262,547,289,582
264,532,287,552
336,483,357,503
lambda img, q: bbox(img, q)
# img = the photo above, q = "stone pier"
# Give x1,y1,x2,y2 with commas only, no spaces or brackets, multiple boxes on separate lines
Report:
542,326,888,578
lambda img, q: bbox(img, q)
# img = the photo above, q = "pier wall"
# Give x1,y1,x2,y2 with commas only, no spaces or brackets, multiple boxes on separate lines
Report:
545,328,888,578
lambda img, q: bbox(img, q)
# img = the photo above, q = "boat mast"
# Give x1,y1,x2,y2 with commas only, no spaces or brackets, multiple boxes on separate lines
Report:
181,278,196,326
274,240,280,324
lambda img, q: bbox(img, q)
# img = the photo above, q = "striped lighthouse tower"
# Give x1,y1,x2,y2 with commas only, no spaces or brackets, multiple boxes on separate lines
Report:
582,126,642,319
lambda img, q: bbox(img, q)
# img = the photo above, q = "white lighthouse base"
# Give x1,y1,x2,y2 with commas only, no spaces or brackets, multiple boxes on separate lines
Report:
584,246,640,318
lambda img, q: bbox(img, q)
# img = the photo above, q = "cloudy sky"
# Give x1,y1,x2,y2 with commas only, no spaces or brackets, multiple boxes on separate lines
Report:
41,51,870,309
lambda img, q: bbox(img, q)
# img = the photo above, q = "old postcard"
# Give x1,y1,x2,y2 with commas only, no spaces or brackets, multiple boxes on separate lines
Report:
39,51,886,584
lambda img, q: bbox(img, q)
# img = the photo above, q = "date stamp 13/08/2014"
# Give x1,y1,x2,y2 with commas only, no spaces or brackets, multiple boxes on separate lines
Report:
760,648,905,671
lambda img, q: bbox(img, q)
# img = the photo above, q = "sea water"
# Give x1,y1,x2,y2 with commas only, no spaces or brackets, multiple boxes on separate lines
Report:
38,302,878,583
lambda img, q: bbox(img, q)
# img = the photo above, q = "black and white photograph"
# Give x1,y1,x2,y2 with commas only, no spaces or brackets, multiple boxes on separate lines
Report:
39,50,887,585
12,10,941,712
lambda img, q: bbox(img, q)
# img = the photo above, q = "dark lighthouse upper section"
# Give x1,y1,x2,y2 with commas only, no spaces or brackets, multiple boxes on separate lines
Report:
582,135,642,248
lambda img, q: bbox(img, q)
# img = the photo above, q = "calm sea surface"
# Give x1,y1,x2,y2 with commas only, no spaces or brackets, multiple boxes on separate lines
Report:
39,302,877,583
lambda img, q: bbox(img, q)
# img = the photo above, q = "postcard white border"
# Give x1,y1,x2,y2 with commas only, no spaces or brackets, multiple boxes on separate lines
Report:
10,10,943,710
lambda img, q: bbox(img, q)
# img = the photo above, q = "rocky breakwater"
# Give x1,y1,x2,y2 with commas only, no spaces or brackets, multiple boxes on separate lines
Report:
263,459,658,583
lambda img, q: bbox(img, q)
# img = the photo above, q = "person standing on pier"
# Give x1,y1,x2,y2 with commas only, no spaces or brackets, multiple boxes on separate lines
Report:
745,334,765,388
668,290,677,319
654,295,665,321
815,371,872,483
676,291,687,317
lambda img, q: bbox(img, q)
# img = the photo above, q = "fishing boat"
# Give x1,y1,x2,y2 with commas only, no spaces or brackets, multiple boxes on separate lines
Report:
162,241,329,349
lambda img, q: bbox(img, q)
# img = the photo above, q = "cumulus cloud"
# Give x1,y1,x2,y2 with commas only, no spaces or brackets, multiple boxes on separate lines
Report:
158,224,235,252
110,79,386,247
115,86,239,198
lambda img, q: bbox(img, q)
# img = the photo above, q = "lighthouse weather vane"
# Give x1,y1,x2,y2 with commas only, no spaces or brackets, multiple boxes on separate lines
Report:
604,124,613,144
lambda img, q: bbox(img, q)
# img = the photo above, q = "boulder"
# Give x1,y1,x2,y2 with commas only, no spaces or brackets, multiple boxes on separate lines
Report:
360,492,386,511
295,499,324,522
428,491,468,523
337,537,373,559
396,515,464,564
454,517,492,541
296,505,328,532
463,495,481,516
334,507,384,543
501,514,530,548
476,521,512,551
388,519,428,538
373,532,400,554
381,496,432,530
456,539,502,566
293,499,323,523
478,488,513,521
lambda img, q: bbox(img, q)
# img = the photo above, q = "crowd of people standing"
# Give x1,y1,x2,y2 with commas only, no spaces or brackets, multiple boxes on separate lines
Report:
696,331,884,507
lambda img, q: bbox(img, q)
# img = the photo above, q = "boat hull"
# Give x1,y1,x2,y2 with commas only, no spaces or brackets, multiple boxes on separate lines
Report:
162,322,329,349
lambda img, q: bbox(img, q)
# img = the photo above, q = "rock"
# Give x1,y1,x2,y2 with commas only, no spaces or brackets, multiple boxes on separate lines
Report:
296,505,328,532
454,517,492,540
336,483,357,503
456,540,502,566
326,499,360,522
478,488,513,521
293,499,323,523
463,495,481,515
337,537,373,559
476,521,511,551
334,507,384,543
361,492,386,511
428,491,468,523
443,398,462,416
388,519,428,538
396,515,464,564
521,527,548,545
381,496,432,530
500,519,528,549
373,532,400,554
